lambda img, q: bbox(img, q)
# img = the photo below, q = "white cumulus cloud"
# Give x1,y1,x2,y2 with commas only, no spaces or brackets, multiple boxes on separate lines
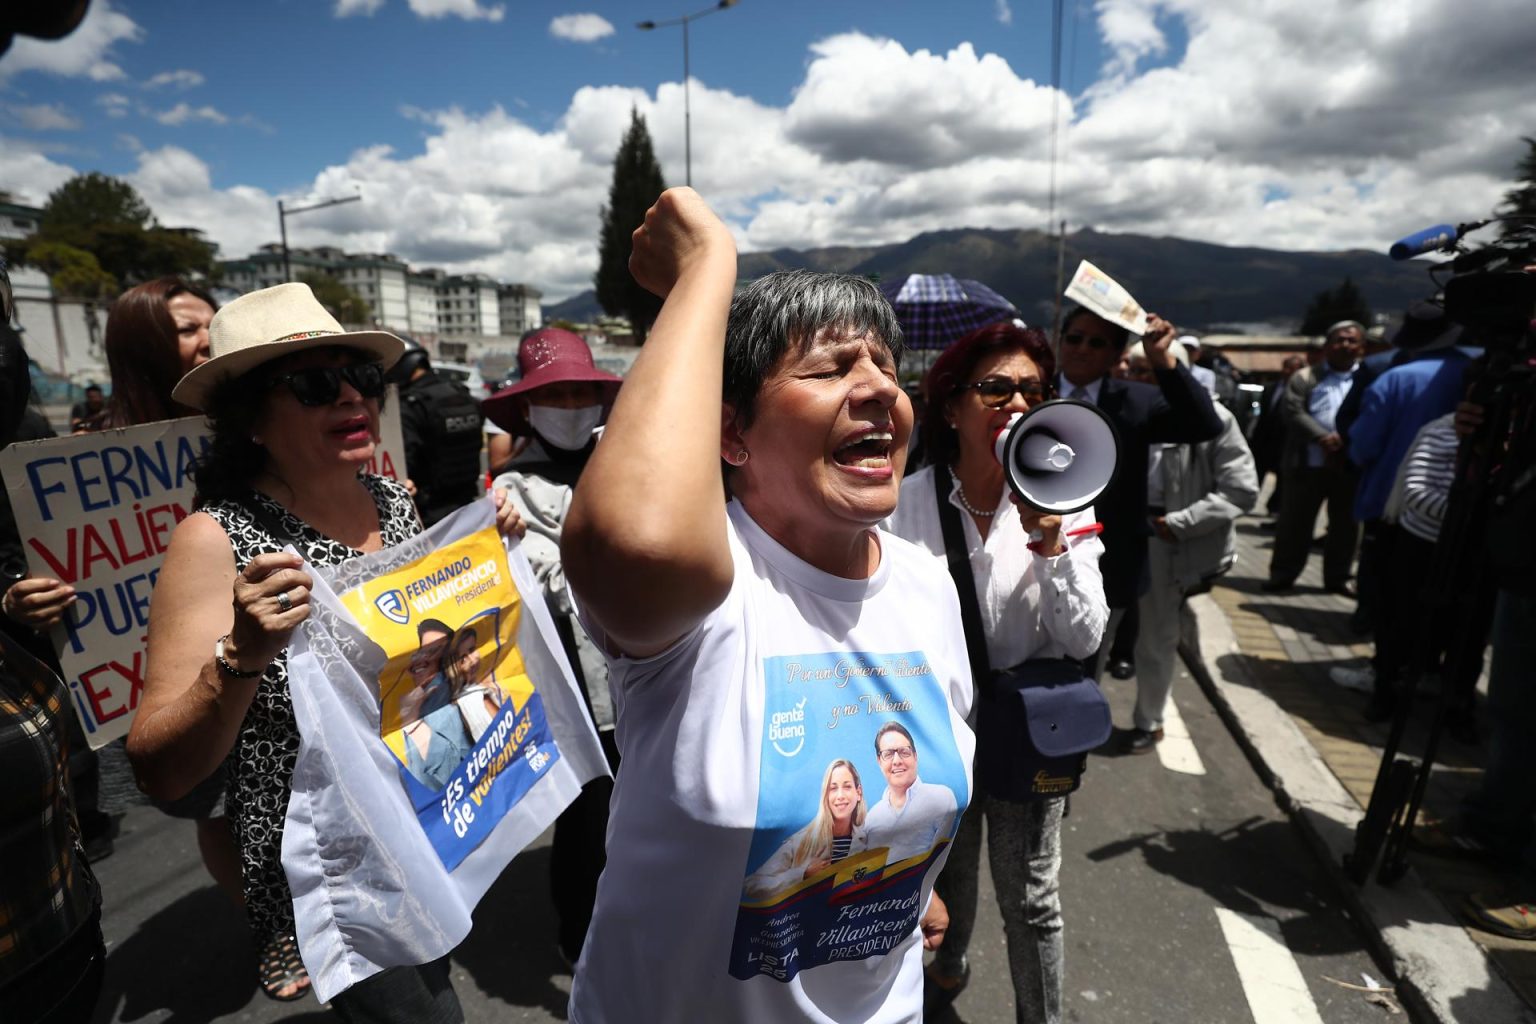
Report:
335,0,387,15
550,13,616,43
143,69,206,90
0,0,142,82
4,2,1533,305
95,93,133,118
406,0,505,21
151,103,231,127
6,103,82,132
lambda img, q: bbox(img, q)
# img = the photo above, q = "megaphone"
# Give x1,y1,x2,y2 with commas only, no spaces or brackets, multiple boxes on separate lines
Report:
991,399,1120,514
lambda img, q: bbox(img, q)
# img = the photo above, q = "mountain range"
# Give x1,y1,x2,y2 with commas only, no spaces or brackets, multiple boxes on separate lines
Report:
545,225,1437,331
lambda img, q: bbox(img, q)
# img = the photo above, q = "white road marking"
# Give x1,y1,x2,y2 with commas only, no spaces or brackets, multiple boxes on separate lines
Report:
1157,694,1206,776
1215,908,1325,1024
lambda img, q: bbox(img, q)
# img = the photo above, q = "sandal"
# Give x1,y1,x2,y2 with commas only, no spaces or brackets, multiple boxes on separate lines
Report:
258,933,312,1002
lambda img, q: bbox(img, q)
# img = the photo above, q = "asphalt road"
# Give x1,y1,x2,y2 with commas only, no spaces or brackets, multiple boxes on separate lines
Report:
86,658,1396,1024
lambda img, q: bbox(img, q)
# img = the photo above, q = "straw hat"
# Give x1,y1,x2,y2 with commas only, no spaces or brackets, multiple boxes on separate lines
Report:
481,327,621,435
171,282,405,410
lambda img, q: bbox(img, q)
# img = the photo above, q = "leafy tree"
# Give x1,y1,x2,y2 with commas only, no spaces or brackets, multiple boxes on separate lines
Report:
1299,276,1371,336
26,241,117,299
1497,137,1536,239
595,109,667,344
18,172,215,288
41,172,152,238
299,271,371,325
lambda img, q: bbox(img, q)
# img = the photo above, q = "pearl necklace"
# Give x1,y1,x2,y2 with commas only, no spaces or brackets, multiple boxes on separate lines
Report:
954,482,997,518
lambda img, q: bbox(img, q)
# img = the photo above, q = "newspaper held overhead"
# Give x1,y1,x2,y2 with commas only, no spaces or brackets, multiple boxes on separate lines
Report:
1065,260,1149,337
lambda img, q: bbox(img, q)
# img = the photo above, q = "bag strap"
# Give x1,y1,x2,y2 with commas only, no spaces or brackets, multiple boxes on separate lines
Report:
933,463,993,680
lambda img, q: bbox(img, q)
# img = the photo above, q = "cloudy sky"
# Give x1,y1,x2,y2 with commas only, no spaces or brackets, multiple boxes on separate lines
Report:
2,0,1532,301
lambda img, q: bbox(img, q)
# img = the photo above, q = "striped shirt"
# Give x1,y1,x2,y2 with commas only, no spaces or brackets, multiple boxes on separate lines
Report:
831,834,853,862
0,631,99,984
1398,415,1459,543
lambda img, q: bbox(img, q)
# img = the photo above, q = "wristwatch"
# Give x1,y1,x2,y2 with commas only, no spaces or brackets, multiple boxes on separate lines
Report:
215,634,265,679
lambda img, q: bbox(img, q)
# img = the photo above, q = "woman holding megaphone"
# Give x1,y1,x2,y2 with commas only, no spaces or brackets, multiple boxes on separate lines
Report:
887,321,1109,1024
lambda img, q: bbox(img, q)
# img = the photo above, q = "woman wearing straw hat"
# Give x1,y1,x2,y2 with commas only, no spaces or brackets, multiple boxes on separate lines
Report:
483,326,621,967
126,282,522,1013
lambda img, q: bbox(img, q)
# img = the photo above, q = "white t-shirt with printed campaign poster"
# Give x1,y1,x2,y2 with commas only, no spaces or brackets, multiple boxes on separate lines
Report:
569,500,975,1024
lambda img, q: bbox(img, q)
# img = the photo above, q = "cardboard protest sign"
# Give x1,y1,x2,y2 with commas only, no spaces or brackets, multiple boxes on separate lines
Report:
282,499,609,1000
0,394,409,748
1065,260,1149,336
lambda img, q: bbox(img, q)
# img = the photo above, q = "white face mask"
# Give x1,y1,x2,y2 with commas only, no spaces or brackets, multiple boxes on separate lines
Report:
527,404,603,451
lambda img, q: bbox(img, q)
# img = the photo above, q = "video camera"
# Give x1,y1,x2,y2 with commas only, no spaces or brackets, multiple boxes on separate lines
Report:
1391,217,1536,346
1346,215,1536,887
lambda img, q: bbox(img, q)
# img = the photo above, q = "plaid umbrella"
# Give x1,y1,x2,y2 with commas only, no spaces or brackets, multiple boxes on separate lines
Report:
878,273,1021,350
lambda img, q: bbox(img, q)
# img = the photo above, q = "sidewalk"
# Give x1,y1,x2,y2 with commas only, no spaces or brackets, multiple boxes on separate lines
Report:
1184,511,1536,1024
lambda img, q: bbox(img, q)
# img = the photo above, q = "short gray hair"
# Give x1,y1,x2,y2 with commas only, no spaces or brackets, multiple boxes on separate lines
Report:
1325,320,1364,340
724,270,903,428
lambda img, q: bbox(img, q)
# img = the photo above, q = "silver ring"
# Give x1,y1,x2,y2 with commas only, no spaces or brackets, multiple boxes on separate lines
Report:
276,590,293,613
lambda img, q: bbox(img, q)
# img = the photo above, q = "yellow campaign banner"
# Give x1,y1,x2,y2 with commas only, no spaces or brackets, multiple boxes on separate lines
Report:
337,521,558,866
281,499,610,1001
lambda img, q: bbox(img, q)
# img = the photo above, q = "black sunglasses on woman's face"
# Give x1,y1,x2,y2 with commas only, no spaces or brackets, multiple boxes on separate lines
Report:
268,363,386,407
960,377,1053,408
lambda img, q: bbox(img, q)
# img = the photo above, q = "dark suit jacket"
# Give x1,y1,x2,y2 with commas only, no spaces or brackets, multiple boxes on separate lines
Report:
1250,380,1290,475
1084,366,1223,609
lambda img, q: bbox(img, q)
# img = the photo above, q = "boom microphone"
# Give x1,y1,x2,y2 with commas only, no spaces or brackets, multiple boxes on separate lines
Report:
991,399,1120,514
1389,224,1457,261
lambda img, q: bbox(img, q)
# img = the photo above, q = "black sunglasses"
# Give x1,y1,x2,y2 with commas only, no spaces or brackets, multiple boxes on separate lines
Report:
268,363,386,406
961,377,1053,408
1061,332,1115,351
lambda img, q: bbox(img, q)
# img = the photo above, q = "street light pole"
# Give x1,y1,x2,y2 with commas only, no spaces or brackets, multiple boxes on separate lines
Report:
276,192,362,283
637,0,739,189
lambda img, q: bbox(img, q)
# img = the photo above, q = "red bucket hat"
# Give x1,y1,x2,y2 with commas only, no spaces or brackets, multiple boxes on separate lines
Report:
481,328,623,435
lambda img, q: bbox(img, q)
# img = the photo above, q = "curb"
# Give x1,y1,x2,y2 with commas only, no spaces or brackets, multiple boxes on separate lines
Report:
1180,592,1536,1024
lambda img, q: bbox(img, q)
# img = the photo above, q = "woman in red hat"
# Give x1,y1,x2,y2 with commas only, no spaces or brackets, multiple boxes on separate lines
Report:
483,328,621,967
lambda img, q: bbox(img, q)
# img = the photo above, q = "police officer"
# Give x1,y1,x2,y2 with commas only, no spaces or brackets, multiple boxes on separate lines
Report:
391,339,486,526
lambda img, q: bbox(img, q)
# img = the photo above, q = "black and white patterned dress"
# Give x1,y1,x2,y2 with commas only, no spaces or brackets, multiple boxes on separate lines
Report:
202,475,420,946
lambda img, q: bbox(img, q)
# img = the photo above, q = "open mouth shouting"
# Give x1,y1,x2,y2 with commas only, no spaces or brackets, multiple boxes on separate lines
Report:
832,425,895,473
331,414,372,444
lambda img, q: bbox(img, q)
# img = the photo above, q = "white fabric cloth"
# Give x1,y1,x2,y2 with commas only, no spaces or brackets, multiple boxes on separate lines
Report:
282,500,611,1002
569,500,975,1024
884,466,1108,672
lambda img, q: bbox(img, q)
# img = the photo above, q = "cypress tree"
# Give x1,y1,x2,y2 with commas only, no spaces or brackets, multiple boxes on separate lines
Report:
595,108,668,344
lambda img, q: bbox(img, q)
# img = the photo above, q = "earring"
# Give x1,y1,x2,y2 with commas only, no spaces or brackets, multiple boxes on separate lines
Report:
727,448,749,466
251,436,263,446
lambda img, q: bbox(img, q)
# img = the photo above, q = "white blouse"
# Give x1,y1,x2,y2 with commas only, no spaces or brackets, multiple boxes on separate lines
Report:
885,465,1108,671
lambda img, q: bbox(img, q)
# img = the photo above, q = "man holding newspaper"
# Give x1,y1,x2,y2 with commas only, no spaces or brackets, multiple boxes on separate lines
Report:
1057,263,1223,754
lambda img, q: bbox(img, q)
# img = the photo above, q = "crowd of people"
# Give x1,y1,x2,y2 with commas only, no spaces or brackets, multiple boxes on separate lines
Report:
0,186,1526,1024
